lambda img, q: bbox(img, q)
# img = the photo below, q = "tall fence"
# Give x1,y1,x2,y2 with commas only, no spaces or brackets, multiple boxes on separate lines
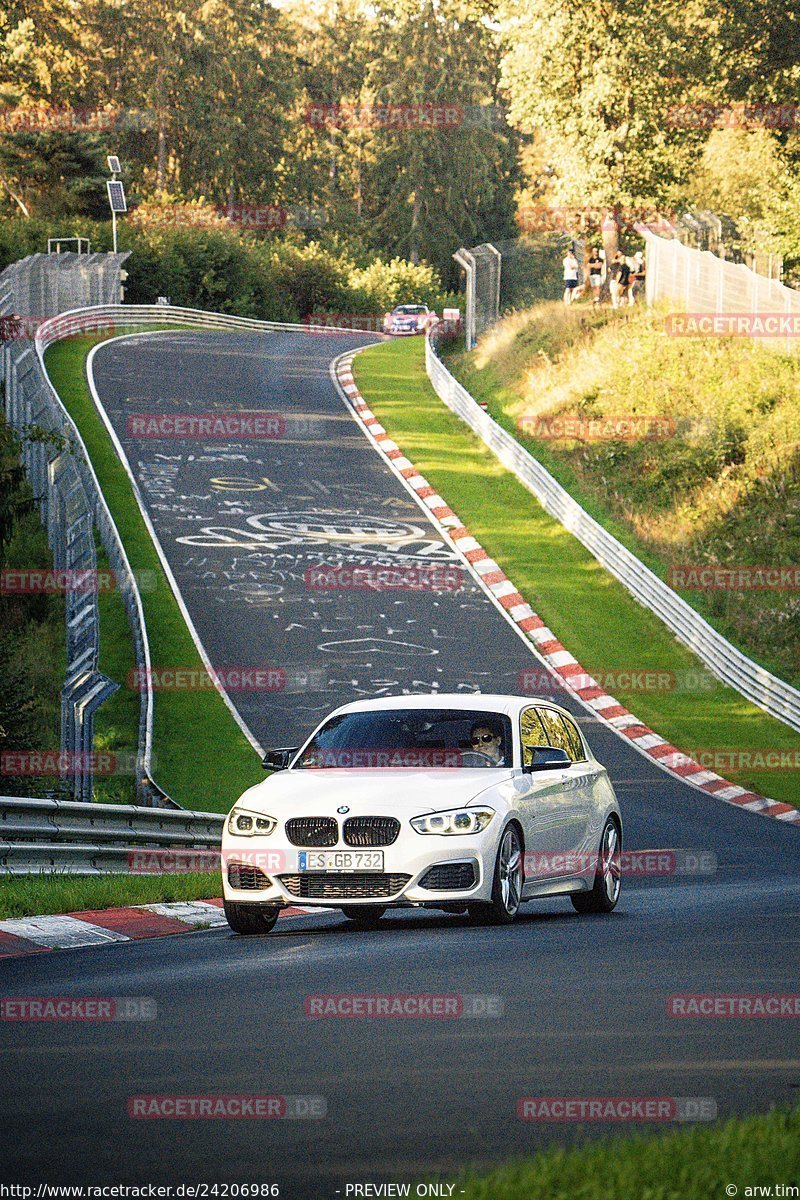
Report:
453,244,500,350
0,252,157,806
455,234,574,348
0,250,125,321
639,227,800,353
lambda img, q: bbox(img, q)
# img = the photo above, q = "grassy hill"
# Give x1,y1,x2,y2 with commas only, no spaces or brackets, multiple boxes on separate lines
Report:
446,301,800,690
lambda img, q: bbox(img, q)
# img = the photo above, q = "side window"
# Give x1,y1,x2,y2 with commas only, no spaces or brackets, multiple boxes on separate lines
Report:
561,715,587,762
536,708,575,760
520,707,549,767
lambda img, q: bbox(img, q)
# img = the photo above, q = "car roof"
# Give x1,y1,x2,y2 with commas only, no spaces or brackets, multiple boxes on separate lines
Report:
332,693,569,717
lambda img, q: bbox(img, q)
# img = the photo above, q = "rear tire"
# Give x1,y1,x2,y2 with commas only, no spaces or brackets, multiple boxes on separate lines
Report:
570,818,621,914
224,900,280,935
341,906,386,927
468,824,523,926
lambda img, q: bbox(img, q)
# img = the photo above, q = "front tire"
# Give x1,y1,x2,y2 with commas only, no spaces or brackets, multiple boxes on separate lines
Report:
468,824,523,926
224,900,280,935
570,818,621,914
341,906,386,927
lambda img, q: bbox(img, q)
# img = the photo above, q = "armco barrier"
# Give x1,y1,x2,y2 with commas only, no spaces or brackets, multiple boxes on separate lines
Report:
425,333,800,733
0,795,224,875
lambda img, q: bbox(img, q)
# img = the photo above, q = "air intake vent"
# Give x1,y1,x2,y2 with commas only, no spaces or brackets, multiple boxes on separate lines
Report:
419,862,477,891
227,862,272,890
279,873,410,900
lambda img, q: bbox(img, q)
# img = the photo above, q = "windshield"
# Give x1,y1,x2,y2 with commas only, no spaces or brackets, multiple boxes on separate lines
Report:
395,305,427,315
294,708,513,769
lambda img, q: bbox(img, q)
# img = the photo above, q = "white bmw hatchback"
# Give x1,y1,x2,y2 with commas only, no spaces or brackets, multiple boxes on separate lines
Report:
222,694,622,934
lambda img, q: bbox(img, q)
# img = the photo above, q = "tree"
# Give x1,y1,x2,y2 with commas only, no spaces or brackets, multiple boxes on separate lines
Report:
498,0,715,254
359,0,520,279
0,131,109,218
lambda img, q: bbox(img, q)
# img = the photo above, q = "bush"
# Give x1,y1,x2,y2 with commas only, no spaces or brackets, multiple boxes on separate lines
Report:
349,256,456,314
0,215,457,325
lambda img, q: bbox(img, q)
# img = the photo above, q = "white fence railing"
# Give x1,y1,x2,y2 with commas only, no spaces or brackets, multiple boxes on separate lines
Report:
425,334,800,733
639,227,800,354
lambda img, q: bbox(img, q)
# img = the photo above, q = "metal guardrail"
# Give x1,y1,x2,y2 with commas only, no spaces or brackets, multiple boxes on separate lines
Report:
425,332,800,733
0,795,224,875
35,303,382,345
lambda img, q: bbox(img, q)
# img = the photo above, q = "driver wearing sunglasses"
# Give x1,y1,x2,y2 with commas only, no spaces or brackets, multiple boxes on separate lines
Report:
468,722,506,766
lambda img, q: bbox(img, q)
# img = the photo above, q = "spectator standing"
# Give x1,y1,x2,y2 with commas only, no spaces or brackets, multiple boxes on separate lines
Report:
629,251,646,305
587,246,605,305
562,247,580,305
609,252,631,309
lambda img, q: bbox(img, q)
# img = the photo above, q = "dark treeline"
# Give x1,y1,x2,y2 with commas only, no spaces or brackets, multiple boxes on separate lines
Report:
2,0,800,284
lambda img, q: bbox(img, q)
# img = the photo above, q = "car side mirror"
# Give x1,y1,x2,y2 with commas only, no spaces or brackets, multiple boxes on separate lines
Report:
523,746,571,773
262,747,298,771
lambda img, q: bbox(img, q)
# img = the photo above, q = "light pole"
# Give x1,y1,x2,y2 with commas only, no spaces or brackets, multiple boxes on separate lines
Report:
106,155,126,253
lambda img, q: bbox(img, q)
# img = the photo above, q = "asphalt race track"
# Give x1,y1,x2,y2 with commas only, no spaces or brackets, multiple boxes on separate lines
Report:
1,329,798,1196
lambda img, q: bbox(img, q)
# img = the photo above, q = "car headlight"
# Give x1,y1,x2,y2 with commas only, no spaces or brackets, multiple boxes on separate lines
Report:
227,807,276,836
410,807,495,835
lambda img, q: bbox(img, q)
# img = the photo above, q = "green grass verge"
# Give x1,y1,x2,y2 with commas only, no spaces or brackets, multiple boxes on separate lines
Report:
0,871,220,920
353,339,799,805
458,1106,799,1199
446,301,800,689
92,533,139,804
45,330,261,812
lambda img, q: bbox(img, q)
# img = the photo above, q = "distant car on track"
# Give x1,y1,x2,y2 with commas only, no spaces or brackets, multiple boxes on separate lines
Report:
382,303,437,336
222,694,623,934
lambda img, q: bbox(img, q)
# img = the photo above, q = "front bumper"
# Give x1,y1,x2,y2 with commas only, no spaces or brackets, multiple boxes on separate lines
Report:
221,832,496,907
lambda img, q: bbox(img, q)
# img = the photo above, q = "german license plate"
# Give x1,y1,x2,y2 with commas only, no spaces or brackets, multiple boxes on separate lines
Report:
297,851,384,872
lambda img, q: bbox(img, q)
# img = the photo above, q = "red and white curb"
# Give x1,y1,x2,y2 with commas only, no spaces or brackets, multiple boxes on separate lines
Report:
0,900,316,960
334,352,799,828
